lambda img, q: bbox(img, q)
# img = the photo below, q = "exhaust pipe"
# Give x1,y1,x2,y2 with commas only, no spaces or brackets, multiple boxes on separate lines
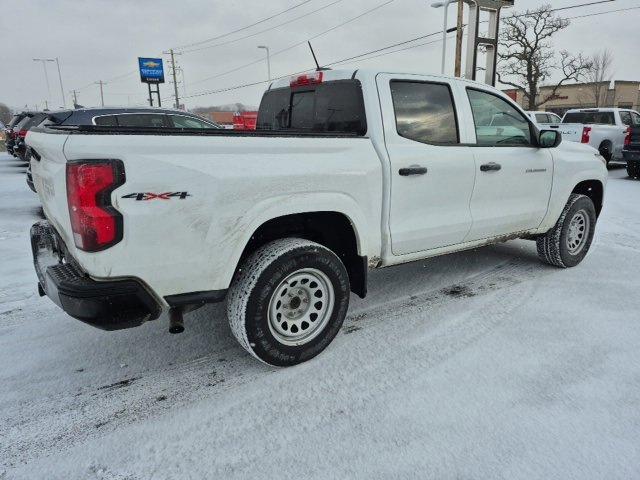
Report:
169,307,184,334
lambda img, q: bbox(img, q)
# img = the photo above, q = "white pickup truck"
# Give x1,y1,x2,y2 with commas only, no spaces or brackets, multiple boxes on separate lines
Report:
27,69,607,366
556,108,640,164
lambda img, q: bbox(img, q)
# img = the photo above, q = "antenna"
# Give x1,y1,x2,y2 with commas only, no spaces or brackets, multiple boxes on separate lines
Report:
307,41,331,71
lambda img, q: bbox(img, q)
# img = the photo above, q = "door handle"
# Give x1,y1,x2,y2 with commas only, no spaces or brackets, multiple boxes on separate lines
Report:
480,162,502,172
399,166,428,176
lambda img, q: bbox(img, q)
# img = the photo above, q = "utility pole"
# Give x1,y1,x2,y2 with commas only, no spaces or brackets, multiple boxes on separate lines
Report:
164,49,181,109
258,45,271,81
70,89,79,107
55,58,66,108
454,0,464,77
95,80,106,106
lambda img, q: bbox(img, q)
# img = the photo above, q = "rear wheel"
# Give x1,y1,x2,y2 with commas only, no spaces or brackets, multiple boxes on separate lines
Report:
537,194,597,268
599,142,613,166
227,238,350,366
628,162,640,179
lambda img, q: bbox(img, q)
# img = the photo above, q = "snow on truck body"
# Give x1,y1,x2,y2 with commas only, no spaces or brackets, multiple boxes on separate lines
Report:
27,69,608,366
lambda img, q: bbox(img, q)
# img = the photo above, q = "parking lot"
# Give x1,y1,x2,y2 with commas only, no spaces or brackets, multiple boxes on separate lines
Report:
1,152,640,479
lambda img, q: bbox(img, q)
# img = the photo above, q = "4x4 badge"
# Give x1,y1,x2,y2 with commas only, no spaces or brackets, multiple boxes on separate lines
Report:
121,192,191,201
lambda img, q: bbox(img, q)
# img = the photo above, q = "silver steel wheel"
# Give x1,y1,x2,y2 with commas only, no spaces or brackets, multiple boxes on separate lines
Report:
268,268,335,346
566,209,590,255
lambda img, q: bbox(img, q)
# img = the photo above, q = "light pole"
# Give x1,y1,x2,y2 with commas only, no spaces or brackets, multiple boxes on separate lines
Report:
54,58,66,108
33,58,55,106
258,45,271,81
430,0,458,75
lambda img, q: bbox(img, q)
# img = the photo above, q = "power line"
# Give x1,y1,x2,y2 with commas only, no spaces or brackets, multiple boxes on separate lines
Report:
181,0,345,54
173,0,315,50
180,2,639,102
187,0,395,87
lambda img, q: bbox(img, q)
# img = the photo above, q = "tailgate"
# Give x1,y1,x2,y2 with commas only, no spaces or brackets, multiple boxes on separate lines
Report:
26,130,74,250
556,123,583,142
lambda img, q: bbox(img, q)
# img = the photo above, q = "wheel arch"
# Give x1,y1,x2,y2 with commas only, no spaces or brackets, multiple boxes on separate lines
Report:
572,179,604,217
234,211,368,298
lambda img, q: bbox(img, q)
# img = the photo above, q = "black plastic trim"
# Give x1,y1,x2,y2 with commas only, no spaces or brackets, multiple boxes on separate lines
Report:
165,290,227,307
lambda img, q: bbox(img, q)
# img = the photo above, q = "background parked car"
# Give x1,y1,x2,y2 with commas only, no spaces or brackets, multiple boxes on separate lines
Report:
12,112,48,161
46,107,222,129
558,108,640,165
4,111,30,156
624,125,640,179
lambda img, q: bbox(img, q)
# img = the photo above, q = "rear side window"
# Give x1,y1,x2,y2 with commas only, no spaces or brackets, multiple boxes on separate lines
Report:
390,81,458,144
8,115,26,128
632,112,640,127
535,114,550,123
620,111,633,126
257,80,367,135
116,114,167,127
169,115,216,129
94,115,118,126
563,111,615,125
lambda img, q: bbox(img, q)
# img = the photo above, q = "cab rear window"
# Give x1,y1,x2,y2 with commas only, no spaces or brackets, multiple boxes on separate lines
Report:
257,80,367,135
563,111,615,125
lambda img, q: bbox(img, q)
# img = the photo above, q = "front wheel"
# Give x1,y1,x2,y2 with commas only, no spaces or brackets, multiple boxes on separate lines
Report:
227,238,350,366
537,194,597,268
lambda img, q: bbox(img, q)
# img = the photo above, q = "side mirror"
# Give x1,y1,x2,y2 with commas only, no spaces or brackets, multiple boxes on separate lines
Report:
539,129,562,148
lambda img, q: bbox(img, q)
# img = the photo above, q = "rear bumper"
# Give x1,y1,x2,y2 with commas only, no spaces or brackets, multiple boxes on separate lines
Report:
30,221,161,330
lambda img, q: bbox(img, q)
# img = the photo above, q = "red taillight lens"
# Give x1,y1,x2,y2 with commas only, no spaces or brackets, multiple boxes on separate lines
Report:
290,71,323,88
18,129,28,138
66,161,124,252
624,126,632,148
581,126,591,144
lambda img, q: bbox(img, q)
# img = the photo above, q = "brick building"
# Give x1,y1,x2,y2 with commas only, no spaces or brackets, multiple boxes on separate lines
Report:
503,80,640,116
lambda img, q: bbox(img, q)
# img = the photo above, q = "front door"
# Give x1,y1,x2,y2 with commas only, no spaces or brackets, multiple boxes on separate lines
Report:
462,87,553,241
377,74,476,255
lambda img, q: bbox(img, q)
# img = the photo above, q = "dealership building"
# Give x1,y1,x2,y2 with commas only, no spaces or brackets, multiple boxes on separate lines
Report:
503,80,640,116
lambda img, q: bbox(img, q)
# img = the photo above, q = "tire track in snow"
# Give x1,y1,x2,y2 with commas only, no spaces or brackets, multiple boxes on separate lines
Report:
0,255,550,470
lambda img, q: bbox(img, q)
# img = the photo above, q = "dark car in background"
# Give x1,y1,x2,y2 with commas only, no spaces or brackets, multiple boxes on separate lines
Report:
624,126,640,179
12,112,48,161
4,111,30,156
46,107,222,129
23,107,220,193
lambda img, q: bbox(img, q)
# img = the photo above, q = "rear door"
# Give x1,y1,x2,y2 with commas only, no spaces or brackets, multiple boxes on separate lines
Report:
461,87,553,240
376,73,476,255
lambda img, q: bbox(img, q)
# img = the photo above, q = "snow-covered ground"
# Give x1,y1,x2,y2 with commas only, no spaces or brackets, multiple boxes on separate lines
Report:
1,151,639,479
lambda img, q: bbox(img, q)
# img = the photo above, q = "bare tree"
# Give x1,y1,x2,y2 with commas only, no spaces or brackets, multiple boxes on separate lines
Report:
497,4,592,110
583,49,614,107
0,103,12,125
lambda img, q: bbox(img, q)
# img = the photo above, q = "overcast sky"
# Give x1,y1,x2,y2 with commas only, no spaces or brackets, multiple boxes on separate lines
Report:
1,0,639,111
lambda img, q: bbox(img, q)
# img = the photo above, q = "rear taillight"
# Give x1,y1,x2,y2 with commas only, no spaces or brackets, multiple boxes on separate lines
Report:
624,126,632,148
66,160,125,252
290,71,323,88
18,129,28,138
581,126,591,144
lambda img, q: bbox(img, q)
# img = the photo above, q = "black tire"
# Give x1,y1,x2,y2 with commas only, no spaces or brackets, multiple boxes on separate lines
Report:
599,142,613,166
537,194,597,268
227,238,350,366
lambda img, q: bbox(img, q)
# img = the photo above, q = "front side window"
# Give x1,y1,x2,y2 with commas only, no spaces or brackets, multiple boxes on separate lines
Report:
390,81,458,144
467,88,531,146
170,115,216,129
